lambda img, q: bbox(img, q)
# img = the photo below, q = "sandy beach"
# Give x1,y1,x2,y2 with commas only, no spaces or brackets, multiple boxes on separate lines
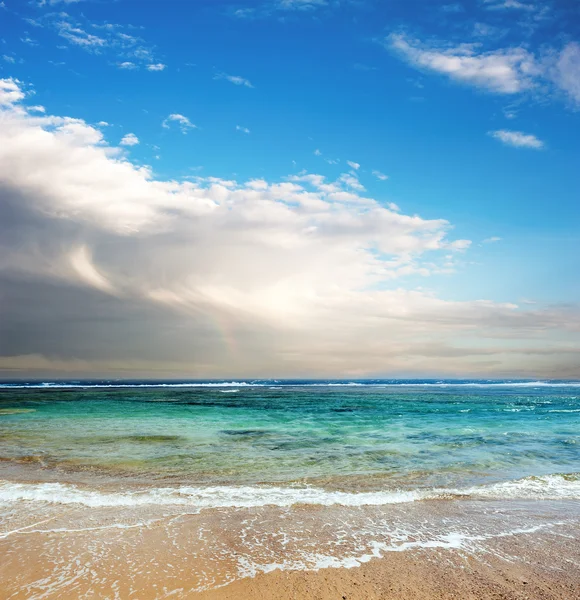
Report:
1,480,579,599
197,547,580,600
1,513,579,600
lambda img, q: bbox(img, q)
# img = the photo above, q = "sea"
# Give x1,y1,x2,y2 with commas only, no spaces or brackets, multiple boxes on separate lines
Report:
1,379,579,597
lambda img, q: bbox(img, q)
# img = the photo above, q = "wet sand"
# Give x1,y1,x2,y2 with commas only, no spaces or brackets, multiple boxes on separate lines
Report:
1,497,579,600
197,547,580,600
1,533,579,599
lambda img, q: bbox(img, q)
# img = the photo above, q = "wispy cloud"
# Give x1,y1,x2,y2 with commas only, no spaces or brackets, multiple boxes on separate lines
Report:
277,0,328,10
57,22,107,48
236,125,251,134
214,72,254,88
549,42,580,106
338,172,365,191
483,236,502,243
481,0,536,10
120,133,139,147
489,129,544,149
36,0,84,5
21,35,39,47
36,13,164,70
388,33,537,94
118,61,137,70
372,170,389,181
162,113,196,133
146,63,166,72
389,34,580,108
347,160,360,170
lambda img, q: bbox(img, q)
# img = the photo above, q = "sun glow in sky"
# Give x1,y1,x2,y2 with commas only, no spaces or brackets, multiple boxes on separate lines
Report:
0,0,579,378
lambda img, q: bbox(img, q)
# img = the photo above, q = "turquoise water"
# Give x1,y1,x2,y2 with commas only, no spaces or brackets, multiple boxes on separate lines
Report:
1,381,579,490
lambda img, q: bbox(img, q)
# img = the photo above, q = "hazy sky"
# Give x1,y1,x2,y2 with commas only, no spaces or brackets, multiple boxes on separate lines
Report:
0,0,579,379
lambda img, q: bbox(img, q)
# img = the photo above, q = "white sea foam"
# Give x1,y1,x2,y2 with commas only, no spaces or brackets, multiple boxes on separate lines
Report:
0,381,263,389
0,474,578,509
462,474,580,500
1,380,580,389
0,482,427,508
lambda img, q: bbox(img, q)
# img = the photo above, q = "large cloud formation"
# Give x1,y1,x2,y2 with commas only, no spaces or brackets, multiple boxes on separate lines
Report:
0,78,578,378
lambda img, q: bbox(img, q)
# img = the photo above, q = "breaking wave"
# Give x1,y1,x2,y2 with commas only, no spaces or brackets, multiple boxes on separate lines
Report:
1,474,578,509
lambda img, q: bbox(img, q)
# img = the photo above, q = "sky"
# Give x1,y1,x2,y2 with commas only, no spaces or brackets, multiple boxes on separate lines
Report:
0,0,579,379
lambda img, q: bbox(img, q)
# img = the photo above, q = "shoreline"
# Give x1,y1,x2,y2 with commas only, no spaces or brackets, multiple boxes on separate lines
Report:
1,490,578,599
1,385,578,598
2,513,578,599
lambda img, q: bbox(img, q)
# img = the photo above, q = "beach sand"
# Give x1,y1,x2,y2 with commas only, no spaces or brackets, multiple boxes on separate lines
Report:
1,537,578,599
197,548,580,600
1,499,578,600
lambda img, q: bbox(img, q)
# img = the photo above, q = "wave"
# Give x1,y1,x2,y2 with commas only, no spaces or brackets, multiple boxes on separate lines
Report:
1,474,578,509
0,381,264,389
2,380,580,389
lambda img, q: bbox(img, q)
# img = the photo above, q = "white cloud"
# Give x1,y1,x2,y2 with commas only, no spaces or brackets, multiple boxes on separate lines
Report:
236,125,251,134
483,236,502,243
21,36,39,47
1,78,578,378
372,170,389,181
37,0,84,5
39,13,163,70
389,33,538,94
347,160,360,170
338,172,365,191
146,63,166,72
57,22,107,48
489,129,544,149
314,149,322,156
389,35,580,108
162,113,196,133
0,78,25,106
120,133,139,146
549,42,580,106
277,0,327,9
2,55,15,64
214,73,254,88
482,0,535,10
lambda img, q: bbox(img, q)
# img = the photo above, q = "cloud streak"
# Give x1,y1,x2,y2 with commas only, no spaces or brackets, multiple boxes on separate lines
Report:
489,129,544,149
214,73,254,88
389,35,580,107
162,113,196,133
389,34,537,94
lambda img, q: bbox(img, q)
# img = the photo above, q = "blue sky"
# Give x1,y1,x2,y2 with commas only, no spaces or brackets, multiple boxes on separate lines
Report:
0,0,579,378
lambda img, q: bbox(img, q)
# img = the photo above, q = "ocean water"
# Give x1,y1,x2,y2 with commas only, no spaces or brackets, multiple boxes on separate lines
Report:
1,380,579,597
1,379,579,494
